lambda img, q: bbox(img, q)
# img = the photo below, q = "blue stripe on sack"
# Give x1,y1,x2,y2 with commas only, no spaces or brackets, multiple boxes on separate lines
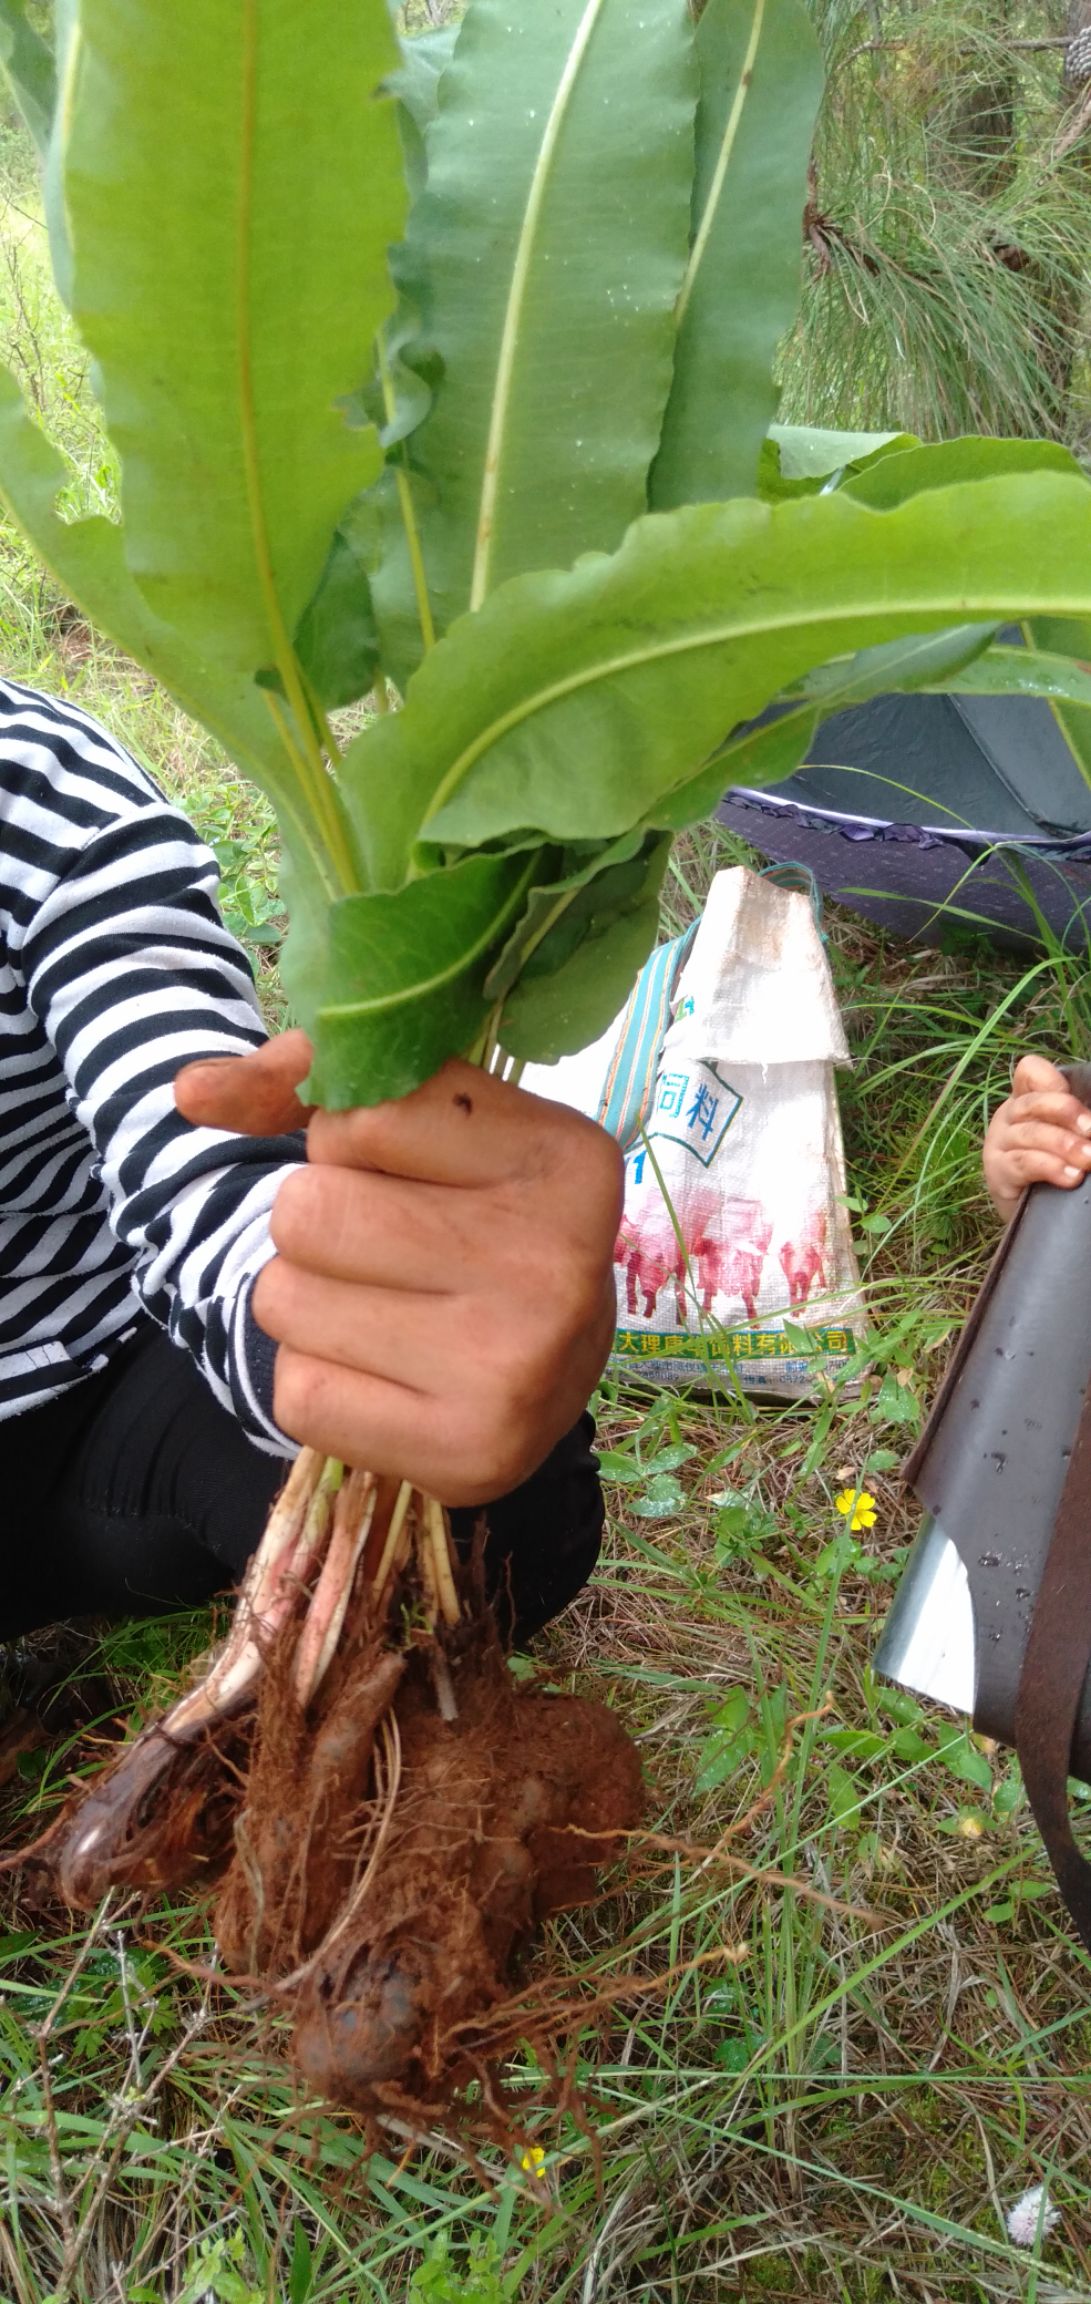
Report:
595,920,698,1150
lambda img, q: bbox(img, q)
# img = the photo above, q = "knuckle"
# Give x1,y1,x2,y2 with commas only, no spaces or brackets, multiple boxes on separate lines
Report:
461,1379,541,1497
306,1105,373,1168
272,1163,371,1271
269,1164,318,1253
271,1344,310,1435
252,1255,291,1338
523,1246,591,1337
579,1118,625,1219
272,1348,342,1449
538,1104,624,1211
442,1415,498,1501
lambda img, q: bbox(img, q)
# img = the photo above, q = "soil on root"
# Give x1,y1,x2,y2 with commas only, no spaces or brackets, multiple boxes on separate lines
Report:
214,1613,644,2117
8,1719,247,1911
7,1527,645,2128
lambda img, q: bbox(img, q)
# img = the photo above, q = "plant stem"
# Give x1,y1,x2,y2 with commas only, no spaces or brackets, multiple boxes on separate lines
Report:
423,1495,461,1630
378,331,437,657
309,685,344,773
263,693,357,901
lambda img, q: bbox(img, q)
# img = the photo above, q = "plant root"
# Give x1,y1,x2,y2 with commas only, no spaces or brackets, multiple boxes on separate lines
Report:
283,1634,644,2111
14,1461,644,2124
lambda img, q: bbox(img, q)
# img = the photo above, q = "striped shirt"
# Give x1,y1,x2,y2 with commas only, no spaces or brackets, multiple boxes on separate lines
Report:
0,677,303,1451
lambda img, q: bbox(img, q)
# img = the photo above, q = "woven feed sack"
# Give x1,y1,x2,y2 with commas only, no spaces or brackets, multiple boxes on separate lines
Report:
524,867,865,1398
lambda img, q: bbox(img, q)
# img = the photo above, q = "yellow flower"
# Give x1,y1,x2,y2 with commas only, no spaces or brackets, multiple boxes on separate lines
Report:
520,2145,546,2180
834,1487,877,1532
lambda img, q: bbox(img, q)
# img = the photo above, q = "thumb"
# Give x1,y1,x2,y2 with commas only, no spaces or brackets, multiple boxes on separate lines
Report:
175,1029,316,1136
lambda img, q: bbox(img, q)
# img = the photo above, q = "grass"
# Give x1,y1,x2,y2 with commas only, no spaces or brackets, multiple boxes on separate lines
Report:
3,94,1091,2304
782,0,1091,452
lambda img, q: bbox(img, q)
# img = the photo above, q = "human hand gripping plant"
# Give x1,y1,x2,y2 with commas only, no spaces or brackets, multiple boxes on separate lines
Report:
6,0,1091,2121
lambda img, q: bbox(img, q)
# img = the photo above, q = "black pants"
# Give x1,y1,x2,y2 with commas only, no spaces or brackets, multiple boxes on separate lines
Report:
1,1320,604,1644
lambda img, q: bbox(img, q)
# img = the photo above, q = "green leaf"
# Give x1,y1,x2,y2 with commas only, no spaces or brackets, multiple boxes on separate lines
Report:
921,643,1091,713
389,22,460,207
0,369,355,902
646,1443,697,1475
840,433,1082,511
42,0,76,306
717,624,999,795
822,1728,887,1760
826,1762,861,1830
278,831,337,1043
58,0,403,711
499,850,670,1063
293,496,380,712
716,630,1091,809
0,367,273,785
712,1688,751,1735
483,829,659,1000
757,428,923,506
714,702,820,793
0,0,55,157
694,1690,754,1791
651,0,822,509
344,467,1091,875
597,1448,645,1484
308,852,540,1107
630,1470,687,1521
379,0,697,675
1023,614,1091,666
288,2221,313,2304
992,1767,1024,1823
794,624,1000,708
756,437,825,505
391,23,459,142
937,1730,994,1794
768,422,915,480
872,1370,919,1428
1023,614,1091,794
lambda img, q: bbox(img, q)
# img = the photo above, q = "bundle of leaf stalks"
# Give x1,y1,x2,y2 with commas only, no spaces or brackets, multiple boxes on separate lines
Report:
23,1451,642,2118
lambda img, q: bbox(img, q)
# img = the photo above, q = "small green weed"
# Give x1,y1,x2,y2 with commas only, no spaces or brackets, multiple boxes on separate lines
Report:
408,2234,519,2304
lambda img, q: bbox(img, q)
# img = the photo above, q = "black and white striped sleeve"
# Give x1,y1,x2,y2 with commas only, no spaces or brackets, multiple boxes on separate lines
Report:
18,782,304,1454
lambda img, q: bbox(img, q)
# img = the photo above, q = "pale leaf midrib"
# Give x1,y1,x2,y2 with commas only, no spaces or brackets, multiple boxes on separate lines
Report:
470,0,610,611
235,3,356,894
677,0,767,330
424,497,1090,828
319,863,536,1022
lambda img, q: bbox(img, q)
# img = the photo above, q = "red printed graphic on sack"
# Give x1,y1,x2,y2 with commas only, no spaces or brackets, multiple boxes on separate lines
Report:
777,1210,828,1307
615,1192,773,1324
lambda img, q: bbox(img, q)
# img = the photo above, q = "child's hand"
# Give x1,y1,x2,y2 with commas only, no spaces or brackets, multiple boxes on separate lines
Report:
983,1054,1091,1224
